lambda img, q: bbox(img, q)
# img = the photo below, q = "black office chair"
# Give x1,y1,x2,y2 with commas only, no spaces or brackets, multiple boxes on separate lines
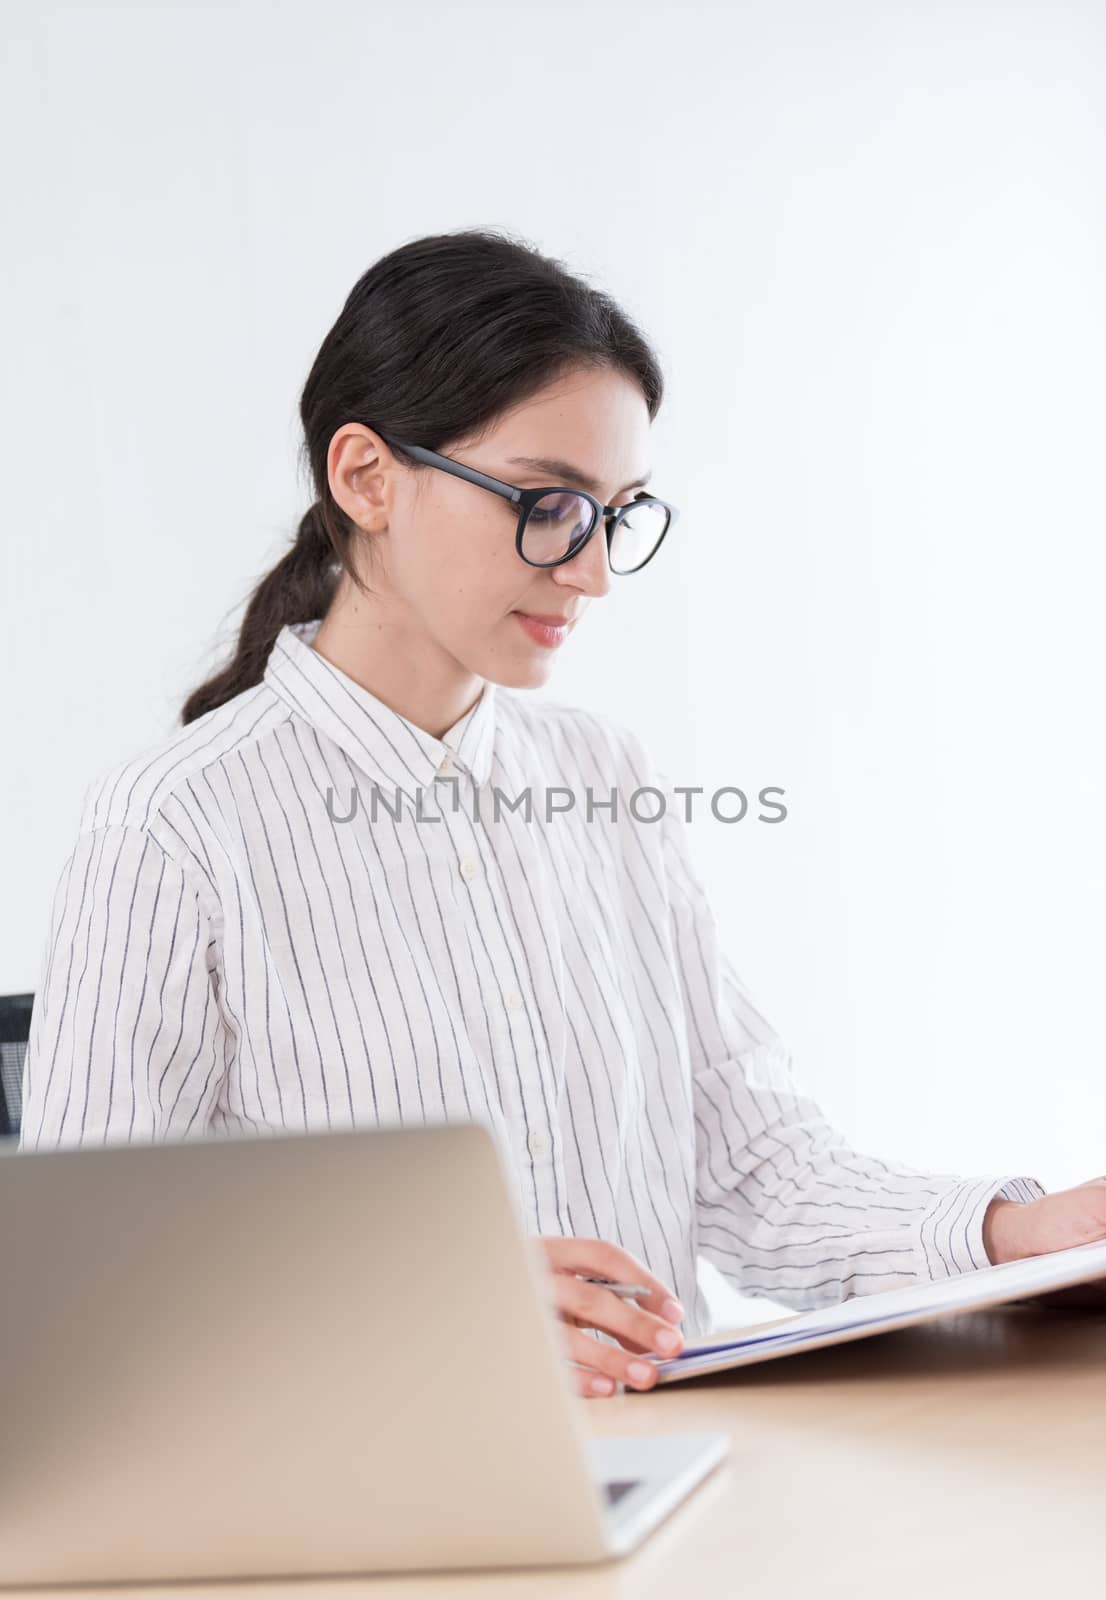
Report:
0,993,34,1140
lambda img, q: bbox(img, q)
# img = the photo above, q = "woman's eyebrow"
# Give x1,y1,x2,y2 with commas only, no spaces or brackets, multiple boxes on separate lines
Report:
506,455,653,495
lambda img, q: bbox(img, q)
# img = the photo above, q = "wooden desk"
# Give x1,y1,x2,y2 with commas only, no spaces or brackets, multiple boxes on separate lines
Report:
15,1305,1105,1600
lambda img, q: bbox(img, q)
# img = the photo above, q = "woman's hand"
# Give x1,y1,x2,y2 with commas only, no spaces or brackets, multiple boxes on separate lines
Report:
983,1176,1106,1308
533,1235,687,1398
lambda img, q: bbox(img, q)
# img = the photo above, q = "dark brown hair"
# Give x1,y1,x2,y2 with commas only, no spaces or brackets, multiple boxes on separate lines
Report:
180,226,665,725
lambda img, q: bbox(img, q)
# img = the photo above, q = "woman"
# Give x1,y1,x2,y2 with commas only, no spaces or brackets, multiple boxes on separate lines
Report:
20,228,1104,1395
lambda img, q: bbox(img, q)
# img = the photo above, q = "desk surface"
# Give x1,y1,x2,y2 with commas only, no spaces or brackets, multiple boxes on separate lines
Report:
15,1305,1105,1600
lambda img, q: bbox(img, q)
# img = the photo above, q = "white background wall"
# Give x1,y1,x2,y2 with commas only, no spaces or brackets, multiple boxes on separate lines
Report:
3,1,1103,1323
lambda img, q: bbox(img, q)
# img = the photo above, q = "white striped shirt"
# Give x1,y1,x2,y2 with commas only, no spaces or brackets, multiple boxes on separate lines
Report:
20,619,1045,1337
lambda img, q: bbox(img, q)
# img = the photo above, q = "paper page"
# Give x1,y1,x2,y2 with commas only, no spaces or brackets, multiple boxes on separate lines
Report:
659,1236,1106,1377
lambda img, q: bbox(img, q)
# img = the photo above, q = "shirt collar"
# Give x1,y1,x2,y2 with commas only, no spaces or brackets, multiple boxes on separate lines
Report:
263,621,498,800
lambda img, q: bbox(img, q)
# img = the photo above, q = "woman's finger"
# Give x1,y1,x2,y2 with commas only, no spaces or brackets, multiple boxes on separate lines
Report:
568,1364,615,1399
561,1325,663,1394
550,1273,685,1359
540,1235,684,1324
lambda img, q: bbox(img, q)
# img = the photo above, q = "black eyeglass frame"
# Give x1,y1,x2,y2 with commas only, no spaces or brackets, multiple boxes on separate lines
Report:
377,434,679,574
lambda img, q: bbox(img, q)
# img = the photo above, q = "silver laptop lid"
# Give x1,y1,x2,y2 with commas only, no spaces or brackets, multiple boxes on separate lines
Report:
0,1121,612,1584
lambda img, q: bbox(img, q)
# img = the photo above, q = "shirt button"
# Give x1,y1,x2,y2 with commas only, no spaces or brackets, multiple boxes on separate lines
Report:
505,988,523,1011
439,754,456,777
527,1130,550,1159
459,857,479,882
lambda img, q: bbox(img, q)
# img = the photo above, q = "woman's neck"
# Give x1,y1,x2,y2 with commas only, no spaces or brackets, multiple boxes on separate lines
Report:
310,590,486,741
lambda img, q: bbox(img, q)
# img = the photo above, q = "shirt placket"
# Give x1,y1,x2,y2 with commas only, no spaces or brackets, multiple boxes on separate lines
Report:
431,758,566,1235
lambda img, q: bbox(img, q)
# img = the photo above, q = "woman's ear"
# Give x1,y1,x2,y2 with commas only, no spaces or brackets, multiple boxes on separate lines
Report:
327,424,394,535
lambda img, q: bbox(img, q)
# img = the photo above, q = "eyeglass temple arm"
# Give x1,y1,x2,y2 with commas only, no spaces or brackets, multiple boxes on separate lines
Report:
387,436,675,524
384,439,522,504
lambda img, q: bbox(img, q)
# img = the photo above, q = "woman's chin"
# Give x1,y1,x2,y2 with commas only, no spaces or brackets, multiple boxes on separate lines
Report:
475,648,556,692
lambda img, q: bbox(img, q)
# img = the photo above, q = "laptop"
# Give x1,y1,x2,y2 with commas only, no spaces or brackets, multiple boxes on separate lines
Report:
0,1121,727,1585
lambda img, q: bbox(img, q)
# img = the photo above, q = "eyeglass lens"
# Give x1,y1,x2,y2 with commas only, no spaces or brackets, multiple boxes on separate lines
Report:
520,492,669,572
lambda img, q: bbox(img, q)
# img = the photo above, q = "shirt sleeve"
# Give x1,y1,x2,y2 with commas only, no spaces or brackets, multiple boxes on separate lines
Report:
19,823,227,1150
656,773,1047,1311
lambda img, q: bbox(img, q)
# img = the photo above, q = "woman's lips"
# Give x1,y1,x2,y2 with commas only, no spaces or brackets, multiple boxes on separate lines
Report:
512,611,575,648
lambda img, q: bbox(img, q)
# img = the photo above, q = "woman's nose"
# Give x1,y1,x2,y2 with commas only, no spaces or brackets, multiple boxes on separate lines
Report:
554,523,613,598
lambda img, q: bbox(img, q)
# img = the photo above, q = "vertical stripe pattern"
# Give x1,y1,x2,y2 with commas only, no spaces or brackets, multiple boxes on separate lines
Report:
19,621,1045,1338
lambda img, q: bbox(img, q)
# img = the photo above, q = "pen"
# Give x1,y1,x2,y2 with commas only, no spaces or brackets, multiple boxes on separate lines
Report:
577,1276,651,1299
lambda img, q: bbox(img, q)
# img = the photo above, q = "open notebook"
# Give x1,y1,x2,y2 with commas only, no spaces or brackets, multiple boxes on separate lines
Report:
654,1237,1106,1383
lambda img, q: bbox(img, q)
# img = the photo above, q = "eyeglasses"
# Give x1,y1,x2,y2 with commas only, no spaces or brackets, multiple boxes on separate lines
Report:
376,434,679,574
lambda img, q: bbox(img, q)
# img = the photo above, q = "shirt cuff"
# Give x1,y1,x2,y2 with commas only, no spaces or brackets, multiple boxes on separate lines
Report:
917,1174,1048,1280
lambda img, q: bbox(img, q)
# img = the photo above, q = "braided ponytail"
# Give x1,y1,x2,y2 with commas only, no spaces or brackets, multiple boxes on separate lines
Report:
180,503,341,724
